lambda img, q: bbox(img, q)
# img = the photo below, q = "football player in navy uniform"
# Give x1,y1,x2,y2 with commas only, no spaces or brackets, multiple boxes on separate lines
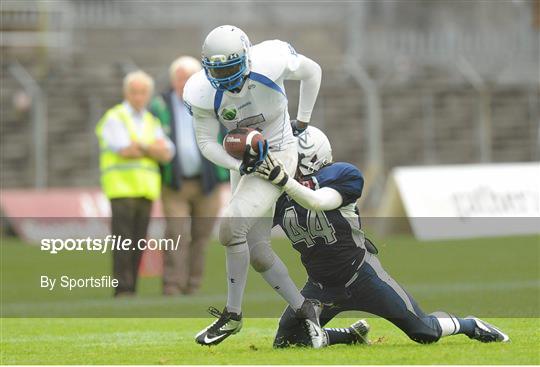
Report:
255,126,510,348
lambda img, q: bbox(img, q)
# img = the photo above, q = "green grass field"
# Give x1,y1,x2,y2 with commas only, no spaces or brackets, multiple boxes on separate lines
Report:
1,234,539,364
2,317,539,365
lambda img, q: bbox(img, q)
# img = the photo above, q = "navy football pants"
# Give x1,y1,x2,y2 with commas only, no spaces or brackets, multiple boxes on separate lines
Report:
274,252,442,347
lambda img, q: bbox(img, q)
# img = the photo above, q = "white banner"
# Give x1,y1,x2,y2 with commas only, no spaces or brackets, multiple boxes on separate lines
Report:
391,162,540,240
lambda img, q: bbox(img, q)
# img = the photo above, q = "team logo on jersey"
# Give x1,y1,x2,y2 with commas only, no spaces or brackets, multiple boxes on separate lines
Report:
220,105,239,121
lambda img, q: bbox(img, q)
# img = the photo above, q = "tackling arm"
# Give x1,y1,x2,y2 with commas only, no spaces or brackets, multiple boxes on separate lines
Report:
283,179,343,211
255,153,342,211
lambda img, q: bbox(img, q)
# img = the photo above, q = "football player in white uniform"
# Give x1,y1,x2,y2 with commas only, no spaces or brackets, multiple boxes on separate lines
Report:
183,25,325,347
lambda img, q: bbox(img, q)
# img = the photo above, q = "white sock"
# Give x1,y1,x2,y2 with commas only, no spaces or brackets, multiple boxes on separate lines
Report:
261,256,305,311
431,311,460,337
225,242,249,314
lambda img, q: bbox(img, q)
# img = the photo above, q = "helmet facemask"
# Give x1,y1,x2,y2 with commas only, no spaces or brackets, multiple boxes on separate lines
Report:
202,54,248,91
297,152,331,179
201,26,251,92
296,126,333,179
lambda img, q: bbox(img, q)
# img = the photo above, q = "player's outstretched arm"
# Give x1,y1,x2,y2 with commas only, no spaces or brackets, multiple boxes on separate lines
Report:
256,153,342,211
194,115,242,172
286,54,322,132
284,178,343,211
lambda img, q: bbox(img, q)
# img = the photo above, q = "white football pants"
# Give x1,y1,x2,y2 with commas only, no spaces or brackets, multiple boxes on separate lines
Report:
219,143,298,251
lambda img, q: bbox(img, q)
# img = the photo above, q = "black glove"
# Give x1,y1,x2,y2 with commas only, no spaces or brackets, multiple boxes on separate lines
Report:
239,139,268,175
291,120,307,137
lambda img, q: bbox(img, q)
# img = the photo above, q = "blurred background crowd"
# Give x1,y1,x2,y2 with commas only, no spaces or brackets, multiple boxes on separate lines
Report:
2,1,539,207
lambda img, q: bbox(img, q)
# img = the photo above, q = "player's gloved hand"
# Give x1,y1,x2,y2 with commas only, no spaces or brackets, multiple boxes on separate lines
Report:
255,153,289,187
291,120,308,137
239,139,268,175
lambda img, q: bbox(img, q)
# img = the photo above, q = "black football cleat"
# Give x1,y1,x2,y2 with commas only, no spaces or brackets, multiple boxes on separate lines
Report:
465,316,510,343
349,319,370,344
195,306,243,346
295,299,327,348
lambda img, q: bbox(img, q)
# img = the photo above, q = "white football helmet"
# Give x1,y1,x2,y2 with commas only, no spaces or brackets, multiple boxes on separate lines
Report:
201,25,251,91
296,126,333,177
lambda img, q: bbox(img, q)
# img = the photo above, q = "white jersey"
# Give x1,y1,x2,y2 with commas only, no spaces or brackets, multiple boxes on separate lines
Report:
184,39,321,171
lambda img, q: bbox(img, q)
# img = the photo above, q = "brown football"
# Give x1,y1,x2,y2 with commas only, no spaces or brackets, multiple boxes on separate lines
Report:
223,127,266,159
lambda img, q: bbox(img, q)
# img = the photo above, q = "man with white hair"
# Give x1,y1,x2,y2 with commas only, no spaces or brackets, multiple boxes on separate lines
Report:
150,56,228,296
96,70,173,297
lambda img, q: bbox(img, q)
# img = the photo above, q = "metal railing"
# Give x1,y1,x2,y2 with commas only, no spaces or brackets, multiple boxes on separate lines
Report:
8,61,48,188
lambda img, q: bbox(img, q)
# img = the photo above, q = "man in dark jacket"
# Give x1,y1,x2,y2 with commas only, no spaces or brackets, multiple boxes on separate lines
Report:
150,56,228,295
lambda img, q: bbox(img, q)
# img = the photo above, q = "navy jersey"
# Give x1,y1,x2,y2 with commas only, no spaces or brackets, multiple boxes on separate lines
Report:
274,162,367,287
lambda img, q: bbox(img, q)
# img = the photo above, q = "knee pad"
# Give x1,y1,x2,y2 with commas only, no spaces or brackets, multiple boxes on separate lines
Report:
219,200,257,247
218,215,248,247
249,242,276,272
218,216,233,246
407,320,441,344
400,314,442,344
274,306,304,349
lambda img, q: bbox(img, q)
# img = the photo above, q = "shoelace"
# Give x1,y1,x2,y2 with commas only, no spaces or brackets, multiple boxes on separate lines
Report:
207,306,222,319
206,306,229,334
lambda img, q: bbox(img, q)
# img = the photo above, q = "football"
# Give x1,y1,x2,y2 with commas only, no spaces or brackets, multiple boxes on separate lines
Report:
223,127,266,159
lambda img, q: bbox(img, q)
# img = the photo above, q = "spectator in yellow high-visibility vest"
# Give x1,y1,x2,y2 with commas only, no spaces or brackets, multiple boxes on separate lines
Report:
96,70,174,297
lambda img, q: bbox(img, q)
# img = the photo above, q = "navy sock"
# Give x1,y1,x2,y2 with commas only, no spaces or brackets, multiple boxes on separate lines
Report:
324,327,358,345
457,318,476,337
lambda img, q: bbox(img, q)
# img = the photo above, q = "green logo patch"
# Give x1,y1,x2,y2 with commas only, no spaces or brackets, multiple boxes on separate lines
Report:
221,105,238,121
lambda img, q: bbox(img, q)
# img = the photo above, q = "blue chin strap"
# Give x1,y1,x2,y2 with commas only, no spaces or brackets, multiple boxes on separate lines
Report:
203,56,247,92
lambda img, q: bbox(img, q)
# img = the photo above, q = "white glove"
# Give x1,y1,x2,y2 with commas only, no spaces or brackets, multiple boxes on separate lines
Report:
255,153,289,187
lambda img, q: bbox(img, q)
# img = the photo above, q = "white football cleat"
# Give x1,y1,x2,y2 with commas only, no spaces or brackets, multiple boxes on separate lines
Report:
465,316,510,343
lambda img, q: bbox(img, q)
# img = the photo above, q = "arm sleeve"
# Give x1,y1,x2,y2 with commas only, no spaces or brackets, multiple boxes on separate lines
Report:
193,109,241,171
101,117,131,152
284,54,322,122
282,178,343,211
